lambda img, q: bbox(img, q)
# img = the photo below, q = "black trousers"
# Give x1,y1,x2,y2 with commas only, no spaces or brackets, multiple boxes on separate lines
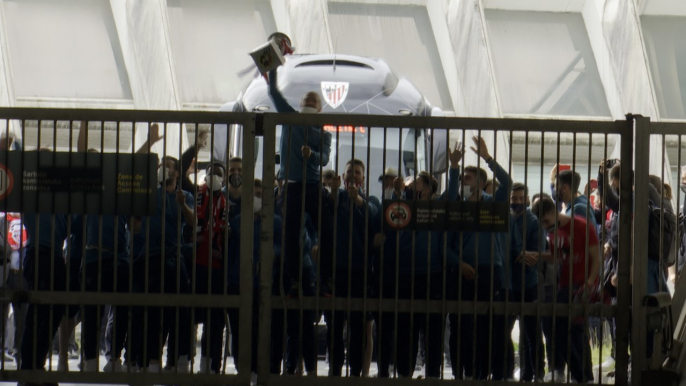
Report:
132,255,191,368
377,272,445,378
194,265,226,373
20,247,66,370
281,182,334,288
449,267,505,380
81,257,131,362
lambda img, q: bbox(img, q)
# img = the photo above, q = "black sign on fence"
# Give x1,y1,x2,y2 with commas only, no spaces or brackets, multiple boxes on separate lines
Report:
0,151,158,215
383,199,509,232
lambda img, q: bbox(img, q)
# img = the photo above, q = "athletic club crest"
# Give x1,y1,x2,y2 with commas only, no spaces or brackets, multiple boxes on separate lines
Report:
321,82,349,109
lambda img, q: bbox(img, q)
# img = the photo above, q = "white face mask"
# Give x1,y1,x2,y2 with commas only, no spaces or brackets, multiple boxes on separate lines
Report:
157,167,171,184
384,187,394,200
253,197,262,213
207,175,224,192
299,106,319,114
460,184,474,200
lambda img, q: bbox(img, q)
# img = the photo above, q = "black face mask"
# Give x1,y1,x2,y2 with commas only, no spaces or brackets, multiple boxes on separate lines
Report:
228,174,242,188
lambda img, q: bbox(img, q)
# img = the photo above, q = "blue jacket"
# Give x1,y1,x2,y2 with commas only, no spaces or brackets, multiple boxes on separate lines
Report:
511,209,543,291
229,214,314,288
138,186,195,261
450,160,514,272
268,69,332,183
379,169,459,276
565,195,597,228
84,214,129,265
23,213,68,259
332,189,381,272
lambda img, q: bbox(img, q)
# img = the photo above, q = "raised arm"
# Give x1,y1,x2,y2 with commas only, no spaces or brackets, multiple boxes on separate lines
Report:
268,69,296,113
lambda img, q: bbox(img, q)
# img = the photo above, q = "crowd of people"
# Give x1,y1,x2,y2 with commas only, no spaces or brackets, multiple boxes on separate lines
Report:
3,63,683,385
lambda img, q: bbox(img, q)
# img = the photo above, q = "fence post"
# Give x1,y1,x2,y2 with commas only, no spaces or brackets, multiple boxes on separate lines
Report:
615,115,637,386
633,115,652,385
257,114,276,384
238,116,256,382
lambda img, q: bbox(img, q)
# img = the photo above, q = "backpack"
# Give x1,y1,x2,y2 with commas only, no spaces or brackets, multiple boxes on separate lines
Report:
648,199,678,266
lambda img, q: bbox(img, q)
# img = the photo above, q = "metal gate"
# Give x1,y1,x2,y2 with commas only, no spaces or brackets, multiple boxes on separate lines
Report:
0,107,666,386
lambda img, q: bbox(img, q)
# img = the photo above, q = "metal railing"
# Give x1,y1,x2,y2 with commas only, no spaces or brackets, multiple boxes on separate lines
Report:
0,107,669,386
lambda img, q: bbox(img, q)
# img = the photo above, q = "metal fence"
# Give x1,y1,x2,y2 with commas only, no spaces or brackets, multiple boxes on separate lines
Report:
0,107,672,386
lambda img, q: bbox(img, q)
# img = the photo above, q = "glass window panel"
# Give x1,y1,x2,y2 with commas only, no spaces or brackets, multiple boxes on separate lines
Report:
485,10,610,117
2,0,132,100
166,0,277,105
327,2,453,112
641,16,686,120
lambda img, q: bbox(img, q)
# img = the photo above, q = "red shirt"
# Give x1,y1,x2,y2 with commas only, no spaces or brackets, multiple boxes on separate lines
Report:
548,216,599,289
196,186,228,269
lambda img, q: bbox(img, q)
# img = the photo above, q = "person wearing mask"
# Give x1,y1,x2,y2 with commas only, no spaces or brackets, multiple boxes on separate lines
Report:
325,159,381,377
194,163,229,374
529,197,599,384
378,167,402,200
448,137,518,381
509,183,545,381
132,156,195,374
19,154,69,373
374,145,460,379
268,66,335,296
223,157,244,220
254,179,263,199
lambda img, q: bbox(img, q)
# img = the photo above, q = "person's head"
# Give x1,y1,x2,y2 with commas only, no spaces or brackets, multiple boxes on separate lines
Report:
254,179,263,199
664,183,673,200
649,175,664,196
300,92,322,113
532,196,564,233
555,170,581,204
344,159,365,188
159,156,180,187
462,166,488,199
532,192,551,203
379,167,400,190
510,183,529,215
205,162,226,192
609,163,634,194
227,157,243,189
681,165,686,187
414,171,438,201
484,179,500,195
322,169,335,188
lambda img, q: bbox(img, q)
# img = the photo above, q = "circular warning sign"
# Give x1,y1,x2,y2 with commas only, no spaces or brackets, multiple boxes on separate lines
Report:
385,201,412,229
0,164,13,201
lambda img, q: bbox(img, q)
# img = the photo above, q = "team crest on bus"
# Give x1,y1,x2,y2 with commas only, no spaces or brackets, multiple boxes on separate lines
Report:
321,82,349,109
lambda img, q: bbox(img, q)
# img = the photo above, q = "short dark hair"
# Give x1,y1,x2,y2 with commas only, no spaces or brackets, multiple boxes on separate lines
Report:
512,182,528,196
464,166,488,186
649,175,663,196
323,169,335,180
163,156,180,173
418,171,438,194
609,163,633,186
229,157,242,164
532,196,556,219
254,178,262,188
532,192,551,202
557,170,581,192
346,158,366,171
206,161,226,175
